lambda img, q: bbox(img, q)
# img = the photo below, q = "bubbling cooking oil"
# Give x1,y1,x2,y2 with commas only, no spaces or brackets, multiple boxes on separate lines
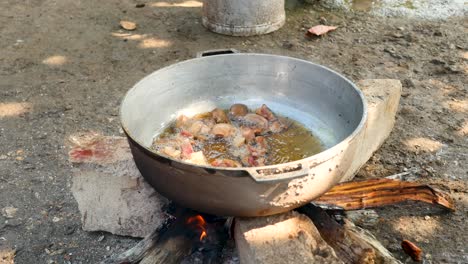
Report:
153,109,324,165
265,118,324,164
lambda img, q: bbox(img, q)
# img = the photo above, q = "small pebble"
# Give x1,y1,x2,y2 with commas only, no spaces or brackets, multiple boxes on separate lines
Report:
2,207,18,218
52,216,61,222
98,235,105,242
106,246,111,251
64,225,75,235
424,215,431,220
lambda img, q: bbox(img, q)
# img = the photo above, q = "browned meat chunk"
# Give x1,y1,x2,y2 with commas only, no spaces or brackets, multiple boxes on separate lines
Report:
229,104,249,117
161,146,181,158
240,127,256,142
248,136,268,157
240,155,265,167
180,130,193,137
232,134,246,147
211,158,241,168
193,112,212,120
256,104,277,121
243,114,269,134
269,120,284,133
211,123,236,138
211,108,229,123
256,104,290,133
180,140,194,159
153,102,317,169
188,121,211,137
176,114,191,129
269,116,293,133
186,151,209,166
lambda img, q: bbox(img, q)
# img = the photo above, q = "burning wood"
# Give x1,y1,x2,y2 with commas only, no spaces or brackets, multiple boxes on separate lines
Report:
102,178,455,264
102,208,228,264
298,205,401,264
314,178,455,211
186,215,208,241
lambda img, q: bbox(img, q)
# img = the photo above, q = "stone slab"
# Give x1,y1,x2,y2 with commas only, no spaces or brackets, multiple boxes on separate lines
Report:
69,133,168,238
234,211,343,264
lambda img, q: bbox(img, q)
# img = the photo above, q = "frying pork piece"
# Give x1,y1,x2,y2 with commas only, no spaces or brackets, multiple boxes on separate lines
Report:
211,108,230,124
232,134,246,147
256,104,291,133
193,112,212,120
188,121,212,138
186,151,209,166
153,102,311,168
243,114,269,134
229,104,249,118
269,120,283,133
240,155,266,167
155,133,192,159
240,127,256,142
248,136,268,157
161,146,181,159
180,130,193,138
180,139,194,159
211,158,242,168
256,104,277,121
176,114,191,129
211,123,237,138
239,136,269,167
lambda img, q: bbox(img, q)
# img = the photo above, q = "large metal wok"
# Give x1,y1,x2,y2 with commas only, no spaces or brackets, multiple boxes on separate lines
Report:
120,50,367,217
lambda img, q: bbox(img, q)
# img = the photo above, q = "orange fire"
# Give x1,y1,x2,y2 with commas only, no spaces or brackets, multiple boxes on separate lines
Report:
187,215,208,241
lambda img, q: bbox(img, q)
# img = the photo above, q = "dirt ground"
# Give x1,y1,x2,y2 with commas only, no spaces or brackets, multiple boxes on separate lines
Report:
0,0,466,263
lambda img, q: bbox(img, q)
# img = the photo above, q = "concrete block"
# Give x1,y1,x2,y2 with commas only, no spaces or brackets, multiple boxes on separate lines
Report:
69,133,168,238
341,79,402,182
234,211,343,264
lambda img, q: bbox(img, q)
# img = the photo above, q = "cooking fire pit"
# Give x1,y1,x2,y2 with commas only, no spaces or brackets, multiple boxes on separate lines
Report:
69,75,455,263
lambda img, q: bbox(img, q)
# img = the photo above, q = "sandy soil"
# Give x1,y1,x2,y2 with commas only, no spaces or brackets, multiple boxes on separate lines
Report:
0,0,466,263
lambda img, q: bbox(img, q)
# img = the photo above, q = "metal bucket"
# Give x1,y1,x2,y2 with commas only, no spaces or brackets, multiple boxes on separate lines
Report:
202,0,286,36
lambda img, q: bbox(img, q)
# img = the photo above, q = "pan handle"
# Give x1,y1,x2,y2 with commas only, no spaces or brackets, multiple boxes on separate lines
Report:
244,163,309,183
196,48,239,58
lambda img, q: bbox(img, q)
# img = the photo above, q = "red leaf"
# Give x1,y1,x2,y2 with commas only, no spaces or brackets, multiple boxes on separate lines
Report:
307,25,338,36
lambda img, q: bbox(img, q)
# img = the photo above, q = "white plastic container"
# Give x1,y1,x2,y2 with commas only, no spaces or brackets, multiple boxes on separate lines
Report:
202,0,286,36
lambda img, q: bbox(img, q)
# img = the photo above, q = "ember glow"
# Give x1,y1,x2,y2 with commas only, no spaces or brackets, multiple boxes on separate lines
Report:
187,215,207,241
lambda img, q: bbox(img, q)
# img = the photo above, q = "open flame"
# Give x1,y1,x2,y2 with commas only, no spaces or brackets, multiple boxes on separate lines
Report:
187,215,207,241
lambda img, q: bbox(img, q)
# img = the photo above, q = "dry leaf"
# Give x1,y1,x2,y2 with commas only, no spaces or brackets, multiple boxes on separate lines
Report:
0,248,15,264
120,20,137,31
306,25,337,36
401,240,423,262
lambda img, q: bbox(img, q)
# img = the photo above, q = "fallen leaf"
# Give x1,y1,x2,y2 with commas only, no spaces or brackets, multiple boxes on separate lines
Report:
401,240,422,262
120,20,137,31
306,25,337,36
0,248,15,264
